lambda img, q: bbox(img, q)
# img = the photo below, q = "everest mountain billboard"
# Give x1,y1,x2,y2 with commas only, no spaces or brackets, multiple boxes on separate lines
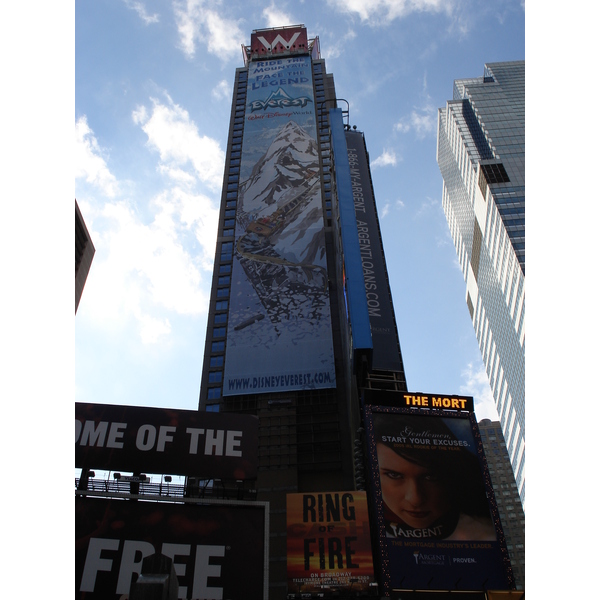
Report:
223,56,336,396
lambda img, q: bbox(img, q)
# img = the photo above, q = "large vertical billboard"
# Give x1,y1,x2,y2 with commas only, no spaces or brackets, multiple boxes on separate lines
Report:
223,54,336,396
364,404,514,593
76,497,268,599
286,491,375,594
345,131,403,372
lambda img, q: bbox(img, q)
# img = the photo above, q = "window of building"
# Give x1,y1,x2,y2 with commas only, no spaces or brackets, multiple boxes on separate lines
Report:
210,356,224,368
224,219,235,228
208,371,223,383
223,229,234,237
218,276,231,286
219,264,231,274
206,404,220,412
215,300,228,311
217,288,229,298
214,313,227,325
211,341,224,352
207,387,221,399
225,210,236,218
213,327,226,338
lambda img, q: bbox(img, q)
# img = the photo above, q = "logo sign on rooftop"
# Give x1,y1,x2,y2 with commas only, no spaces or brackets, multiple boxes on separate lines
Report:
251,26,308,56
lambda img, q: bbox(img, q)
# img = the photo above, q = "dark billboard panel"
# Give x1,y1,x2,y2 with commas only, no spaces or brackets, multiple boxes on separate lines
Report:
364,404,514,593
75,497,268,599
75,402,258,478
344,131,404,372
286,491,375,594
223,54,336,396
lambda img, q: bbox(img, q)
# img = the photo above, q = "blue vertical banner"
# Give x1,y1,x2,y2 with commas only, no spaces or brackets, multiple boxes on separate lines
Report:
223,56,336,396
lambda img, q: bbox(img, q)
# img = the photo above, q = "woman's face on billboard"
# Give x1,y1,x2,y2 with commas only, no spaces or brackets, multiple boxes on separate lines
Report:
377,443,451,529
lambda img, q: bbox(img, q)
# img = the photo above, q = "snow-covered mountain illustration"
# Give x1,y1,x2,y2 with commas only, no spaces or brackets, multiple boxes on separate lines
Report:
229,119,330,329
238,120,325,267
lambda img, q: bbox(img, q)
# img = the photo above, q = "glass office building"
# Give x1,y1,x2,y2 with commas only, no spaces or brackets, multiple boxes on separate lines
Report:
436,61,525,508
479,418,525,589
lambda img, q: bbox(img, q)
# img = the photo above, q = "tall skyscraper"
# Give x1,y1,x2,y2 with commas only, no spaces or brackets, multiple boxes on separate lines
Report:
197,26,407,599
436,62,525,508
478,418,525,590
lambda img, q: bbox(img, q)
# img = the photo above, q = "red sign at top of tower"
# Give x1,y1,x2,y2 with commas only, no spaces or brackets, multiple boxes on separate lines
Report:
250,26,308,56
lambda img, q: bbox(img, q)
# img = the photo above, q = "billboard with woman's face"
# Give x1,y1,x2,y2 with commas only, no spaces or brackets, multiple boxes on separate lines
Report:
364,404,515,593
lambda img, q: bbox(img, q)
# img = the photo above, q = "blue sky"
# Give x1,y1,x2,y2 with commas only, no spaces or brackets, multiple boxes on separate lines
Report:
0,0,600,598
74,0,525,422
7,1,600,596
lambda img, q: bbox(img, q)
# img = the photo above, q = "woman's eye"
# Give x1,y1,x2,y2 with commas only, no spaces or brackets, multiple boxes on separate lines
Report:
383,471,404,480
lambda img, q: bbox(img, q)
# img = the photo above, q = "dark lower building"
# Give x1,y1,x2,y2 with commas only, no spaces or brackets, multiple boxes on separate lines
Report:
197,25,406,599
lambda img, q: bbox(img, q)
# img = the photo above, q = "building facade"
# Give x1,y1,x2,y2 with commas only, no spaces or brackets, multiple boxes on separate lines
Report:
75,199,95,313
197,26,407,599
478,418,525,590
436,62,525,508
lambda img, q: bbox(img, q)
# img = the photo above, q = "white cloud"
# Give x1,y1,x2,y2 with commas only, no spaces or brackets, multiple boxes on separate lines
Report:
323,29,357,60
371,148,397,168
381,202,390,218
133,94,225,188
158,165,197,187
460,362,499,422
262,3,294,28
138,313,172,343
80,189,218,343
75,116,119,197
123,0,159,24
411,109,436,137
327,0,453,24
173,0,244,60
395,71,438,139
414,196,439,218
212,79,230,101
395,106,436,139
394,121,411,134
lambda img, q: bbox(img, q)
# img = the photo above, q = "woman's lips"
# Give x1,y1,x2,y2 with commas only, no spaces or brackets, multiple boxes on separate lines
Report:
404,510,430,519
